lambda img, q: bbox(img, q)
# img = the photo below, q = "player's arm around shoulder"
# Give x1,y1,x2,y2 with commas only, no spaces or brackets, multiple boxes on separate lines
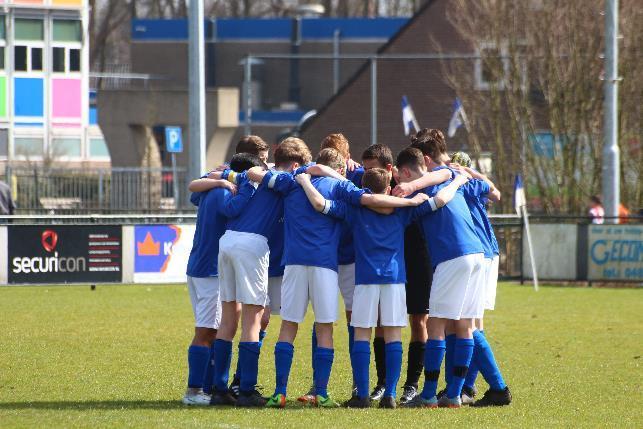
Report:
462,166,501,202
391,168,451,198
219,180,256,218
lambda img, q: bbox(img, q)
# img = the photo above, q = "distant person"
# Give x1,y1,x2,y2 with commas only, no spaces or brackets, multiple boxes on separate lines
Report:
0,179,15,215
618,203,630,224
588,196,604,224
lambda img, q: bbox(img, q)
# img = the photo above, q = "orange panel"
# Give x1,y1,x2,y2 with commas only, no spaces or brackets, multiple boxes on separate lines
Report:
51,0,83,6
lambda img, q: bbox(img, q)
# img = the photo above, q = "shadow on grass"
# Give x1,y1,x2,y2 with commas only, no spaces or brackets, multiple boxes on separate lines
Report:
0,400,199,410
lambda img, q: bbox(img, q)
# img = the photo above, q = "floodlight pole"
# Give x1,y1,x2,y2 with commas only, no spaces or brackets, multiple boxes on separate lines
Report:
602,0,620,223
188,0,206,198
370,57,377,146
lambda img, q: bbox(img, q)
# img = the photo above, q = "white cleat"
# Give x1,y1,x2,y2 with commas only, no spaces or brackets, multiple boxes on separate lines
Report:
182,388,211,406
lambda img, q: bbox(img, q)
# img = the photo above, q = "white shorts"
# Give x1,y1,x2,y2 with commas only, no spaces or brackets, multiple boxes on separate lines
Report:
218,230,269,306
338,263,356,311
267,276,282,315
429,253,485,320
187,276,222,329
350,283,407,328
280,265,339,324
485,255,500,310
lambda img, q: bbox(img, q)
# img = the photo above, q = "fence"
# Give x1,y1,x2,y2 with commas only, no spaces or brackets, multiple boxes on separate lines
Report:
5,167,192,214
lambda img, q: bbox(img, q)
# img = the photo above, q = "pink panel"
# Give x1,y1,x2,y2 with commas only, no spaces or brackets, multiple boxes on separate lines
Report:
51,123,82,128
52,79,81,118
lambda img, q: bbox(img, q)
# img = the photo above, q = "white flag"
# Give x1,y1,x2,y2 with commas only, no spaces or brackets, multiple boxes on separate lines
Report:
447,97,469,137
513,174,527,215
401,95,420,136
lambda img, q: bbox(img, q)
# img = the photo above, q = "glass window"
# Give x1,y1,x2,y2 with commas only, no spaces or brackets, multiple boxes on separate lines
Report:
69,49,80,72
53,20,81,42
0,47,4,71
15,19,44,41
31,47,43,71
53,47,65,72
90,138,109,158
14,46,27,71
0,129,8,157
52,137,81,157
14,137,44,157
0,16,5,40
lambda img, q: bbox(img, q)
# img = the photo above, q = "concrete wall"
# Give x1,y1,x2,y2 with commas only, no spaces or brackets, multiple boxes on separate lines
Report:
522,224,579,280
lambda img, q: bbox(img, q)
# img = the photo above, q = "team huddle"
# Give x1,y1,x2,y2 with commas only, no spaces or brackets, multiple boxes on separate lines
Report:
182,129,512,409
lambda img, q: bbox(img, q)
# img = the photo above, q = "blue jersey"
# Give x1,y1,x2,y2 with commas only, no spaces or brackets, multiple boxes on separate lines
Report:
462,179,495,259
325,199,436,285
338,165,365,265
186,186,254,277
267,171,365,271
224,173,283,240
419,167,484,268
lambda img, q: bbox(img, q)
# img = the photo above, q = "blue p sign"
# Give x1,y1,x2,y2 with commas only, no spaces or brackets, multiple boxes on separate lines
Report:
165,126,183,153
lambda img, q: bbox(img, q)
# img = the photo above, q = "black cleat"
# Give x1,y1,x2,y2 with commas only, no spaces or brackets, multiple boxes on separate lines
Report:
210,390,237,406
400,385,418,404
229,376,240,399
236,389,268,407
379,395,397,409
369,384,386,401
344,396,370,408
436,388,447,400
471,386,512,407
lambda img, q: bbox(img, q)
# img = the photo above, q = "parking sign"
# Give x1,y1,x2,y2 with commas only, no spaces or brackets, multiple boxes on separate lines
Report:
165,126,183,153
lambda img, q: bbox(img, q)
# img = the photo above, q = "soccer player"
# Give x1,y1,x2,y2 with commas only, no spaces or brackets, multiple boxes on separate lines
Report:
235,135,270,166
394,142,485,409
296,166,469,408
182,153,263,406
362,143,449,403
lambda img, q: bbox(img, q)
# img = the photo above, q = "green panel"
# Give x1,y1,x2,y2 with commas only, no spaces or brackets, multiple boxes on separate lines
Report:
15,19,44,41
0,76,6,117
14,137,44,156
53,20,81,42
52,137,81,157
90,138,109,157
0,16,6,40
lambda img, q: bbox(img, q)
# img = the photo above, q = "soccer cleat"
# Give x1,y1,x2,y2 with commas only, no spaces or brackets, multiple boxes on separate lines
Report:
229,375,241,399
436,388,447,400
182,388,211,406
313,394,340,408
369,384,386,401
297,385,316,403
471,387,512,407
379,396,397,409
400,395,438,408
438,395,462,408
236,389,268,407
400,385,418,404
265,393,287,408
461,386,476,406
343,396,370,408
210,390,237,406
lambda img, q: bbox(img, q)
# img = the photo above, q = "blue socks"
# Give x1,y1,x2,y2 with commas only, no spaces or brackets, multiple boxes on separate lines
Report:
311,325,318,380
444,334,456,386
274,342,294,396
212,339,232,392
351,340,370,398
314,347,334,397
464,330,483,390
238,342,260,394
421,339,446,400
258,330,267,348
202,342,216,393
473,329,506,391
347,325,355,355
187,345,209,389
446,338,474,399
384,341,403,398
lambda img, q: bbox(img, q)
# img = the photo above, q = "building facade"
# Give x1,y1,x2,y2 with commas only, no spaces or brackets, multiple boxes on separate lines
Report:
0,0,107,169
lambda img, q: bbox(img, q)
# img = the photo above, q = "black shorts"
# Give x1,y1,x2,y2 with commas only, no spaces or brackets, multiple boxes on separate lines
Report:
404,223,432,315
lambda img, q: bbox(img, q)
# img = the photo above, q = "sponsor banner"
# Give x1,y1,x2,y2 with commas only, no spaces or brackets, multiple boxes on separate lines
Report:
133,224,195,283
588,225,643,281
8,225,122,284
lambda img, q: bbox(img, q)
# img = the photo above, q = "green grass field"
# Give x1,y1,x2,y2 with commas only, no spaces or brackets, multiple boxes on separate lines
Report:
0,283,641,428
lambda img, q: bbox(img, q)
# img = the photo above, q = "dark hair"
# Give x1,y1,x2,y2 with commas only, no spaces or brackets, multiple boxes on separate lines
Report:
274,137,313,167
362,168,391,194
590,195,602,205
229,153,263,172
235,135,269,155
396,147,426,171
410,128,447,161
361,144,394,168
316,148,345,172
320,133,350,159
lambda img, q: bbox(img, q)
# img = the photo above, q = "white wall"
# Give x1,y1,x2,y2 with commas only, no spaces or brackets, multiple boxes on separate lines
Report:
523,224,578,280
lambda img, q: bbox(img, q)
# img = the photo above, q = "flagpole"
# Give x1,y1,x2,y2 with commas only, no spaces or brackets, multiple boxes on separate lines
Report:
521,205,539,291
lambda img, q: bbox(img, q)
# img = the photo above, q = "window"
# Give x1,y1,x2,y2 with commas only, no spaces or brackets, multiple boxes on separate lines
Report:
14,46,27,71
53,47,65,72
475,42,509,90
89,137,109,158
15,19,44,41
69,49,80,71
0,16,5,40
51,21,82,74
0,47,4,71
53,20,81,42
31,47,42,71
14,46,44,72
52,137,81,157
0,129,7,157
14,137,44,157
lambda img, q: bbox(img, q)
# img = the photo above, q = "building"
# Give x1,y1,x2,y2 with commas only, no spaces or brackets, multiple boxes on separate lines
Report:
0,0,107,170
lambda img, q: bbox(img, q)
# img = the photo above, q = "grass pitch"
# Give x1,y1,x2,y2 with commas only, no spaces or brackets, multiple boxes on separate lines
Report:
0,283,641,428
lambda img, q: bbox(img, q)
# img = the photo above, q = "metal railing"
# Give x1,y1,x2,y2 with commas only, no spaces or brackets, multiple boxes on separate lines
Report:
5,167,192,214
